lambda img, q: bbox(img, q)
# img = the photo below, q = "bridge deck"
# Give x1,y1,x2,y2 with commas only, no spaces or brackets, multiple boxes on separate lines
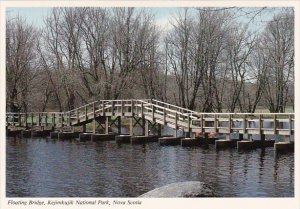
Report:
6,99,294,137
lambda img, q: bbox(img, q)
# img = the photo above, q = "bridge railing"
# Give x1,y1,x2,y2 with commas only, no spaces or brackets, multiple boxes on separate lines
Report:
150,99,199,119
6,100,295,137
190,113,294,135
135,99,194,131
6,112,65,128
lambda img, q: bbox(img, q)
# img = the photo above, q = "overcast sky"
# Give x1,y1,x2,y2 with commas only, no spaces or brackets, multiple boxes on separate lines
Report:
6,7,284,33
6,7,177,28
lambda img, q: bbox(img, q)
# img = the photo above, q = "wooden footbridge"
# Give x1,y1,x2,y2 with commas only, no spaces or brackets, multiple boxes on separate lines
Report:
6,99,294,152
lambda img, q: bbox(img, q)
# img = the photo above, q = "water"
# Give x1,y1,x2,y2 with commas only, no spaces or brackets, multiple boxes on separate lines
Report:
6,137,294,197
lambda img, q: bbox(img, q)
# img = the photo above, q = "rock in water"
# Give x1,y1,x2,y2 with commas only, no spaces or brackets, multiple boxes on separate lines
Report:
139,181,216,197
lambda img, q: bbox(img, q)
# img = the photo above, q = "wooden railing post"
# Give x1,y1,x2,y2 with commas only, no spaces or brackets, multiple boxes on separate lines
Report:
214,114,217,133
243,115,247,134
117,116,121,134
52,113,55,128
135,100,138,114
129,117,133,136
98,102,101,115
68,112,71,126
145,120,149,136
174,112,178,137
12,114,15,127
141,103,144,117
102,100,105,116
273,115,277,135
31,113,34,127
112,101,115,116
174,112,177,129
105,117,109,134
228,114,232,133
38,113,41,127
163,108,166,125
61,113,63,128
41,113,44,130
131,100,134,116
201,114,204,134
187,114,191,134
25,113,28,129
288,115,292,136
152,105,155,122
45,113,48,127
121,100,124,116
258,114,262,134
77,109,79,123
92,103,96,134
18,113,21,127
85,105,87,120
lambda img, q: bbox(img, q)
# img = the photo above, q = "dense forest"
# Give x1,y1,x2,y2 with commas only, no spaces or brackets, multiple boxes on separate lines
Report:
6,7,294,113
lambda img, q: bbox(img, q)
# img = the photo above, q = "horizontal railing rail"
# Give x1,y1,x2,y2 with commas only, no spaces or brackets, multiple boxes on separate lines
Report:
6,99,294,136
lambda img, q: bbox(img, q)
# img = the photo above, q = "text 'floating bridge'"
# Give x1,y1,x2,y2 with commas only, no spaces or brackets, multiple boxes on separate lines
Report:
6,99,295,152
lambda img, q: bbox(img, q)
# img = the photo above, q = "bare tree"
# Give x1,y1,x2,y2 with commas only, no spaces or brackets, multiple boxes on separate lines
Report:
262,9,294,112
166,8,193,108
6,7,294,113
6,16,38,112
167,9,231,111
224,23,256,112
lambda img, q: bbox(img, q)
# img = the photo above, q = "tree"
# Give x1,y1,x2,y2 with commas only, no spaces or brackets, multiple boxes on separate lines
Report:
224,23,256,112
262,9,294,112
167,8,231,111
6,16,38,112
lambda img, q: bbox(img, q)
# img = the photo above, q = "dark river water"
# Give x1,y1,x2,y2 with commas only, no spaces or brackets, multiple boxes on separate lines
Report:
6,136,294,197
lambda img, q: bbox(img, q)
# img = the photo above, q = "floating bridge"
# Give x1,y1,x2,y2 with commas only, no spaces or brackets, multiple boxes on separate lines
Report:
6,99,294,153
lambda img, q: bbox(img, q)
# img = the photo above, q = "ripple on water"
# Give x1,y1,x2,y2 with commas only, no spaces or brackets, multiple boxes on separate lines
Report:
6,138,294,197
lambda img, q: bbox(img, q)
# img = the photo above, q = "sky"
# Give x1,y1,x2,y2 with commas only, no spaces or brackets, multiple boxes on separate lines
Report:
6,7,179,29
6,7,285,32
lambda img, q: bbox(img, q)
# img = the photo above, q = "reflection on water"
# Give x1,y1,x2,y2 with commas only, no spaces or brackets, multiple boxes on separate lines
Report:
6,137,294,197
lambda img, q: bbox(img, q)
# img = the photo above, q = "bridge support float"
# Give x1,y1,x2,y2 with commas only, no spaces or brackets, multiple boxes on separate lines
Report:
58,132,80,140
7,130,22,137
32,130,52,137
181,138,201,147
274,142,294,153
115,135,131,143
237,140,275,151
91,133,116,141
50,132,59,139
21,130,32,138
79,133,93,141
215,134,243,149
131,135,158,144
159,136,182,145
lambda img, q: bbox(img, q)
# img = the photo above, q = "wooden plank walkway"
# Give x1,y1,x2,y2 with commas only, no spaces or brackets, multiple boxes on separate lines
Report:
6,99,294,139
